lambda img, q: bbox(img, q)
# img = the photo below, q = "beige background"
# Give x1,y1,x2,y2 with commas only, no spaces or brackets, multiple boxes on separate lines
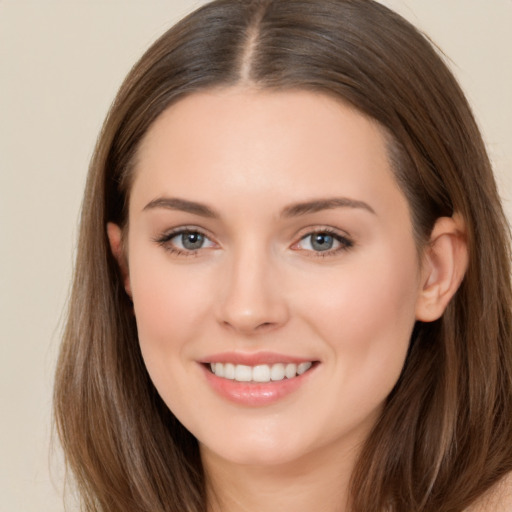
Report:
1,1,510,510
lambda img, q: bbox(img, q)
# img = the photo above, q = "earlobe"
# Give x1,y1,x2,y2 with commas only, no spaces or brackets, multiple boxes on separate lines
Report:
106,222,132,298
415,214,468,322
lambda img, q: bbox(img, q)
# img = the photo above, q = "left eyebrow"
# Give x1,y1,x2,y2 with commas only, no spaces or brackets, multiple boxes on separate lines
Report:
281,197,376,217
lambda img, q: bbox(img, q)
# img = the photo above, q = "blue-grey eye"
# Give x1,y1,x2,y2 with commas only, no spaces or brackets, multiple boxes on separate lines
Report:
178,231,206,250
156,228,216,254
295,231,352,253
310,233,334,251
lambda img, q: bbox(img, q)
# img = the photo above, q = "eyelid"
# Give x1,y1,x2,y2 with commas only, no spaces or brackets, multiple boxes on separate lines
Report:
153,224,354,257
291,226,354,256
153,225,218,255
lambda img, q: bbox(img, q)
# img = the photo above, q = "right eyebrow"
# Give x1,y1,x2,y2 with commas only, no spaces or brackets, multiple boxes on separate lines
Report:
142,197,219,218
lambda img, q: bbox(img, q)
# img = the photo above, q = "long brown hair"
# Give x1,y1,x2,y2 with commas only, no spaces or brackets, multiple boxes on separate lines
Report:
54,1,512,510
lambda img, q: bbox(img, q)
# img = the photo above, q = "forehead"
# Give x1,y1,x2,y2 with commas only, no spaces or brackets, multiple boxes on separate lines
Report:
130,87,407,220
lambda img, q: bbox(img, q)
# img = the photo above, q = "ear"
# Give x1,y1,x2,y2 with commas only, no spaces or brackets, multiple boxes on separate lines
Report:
415,213,468,322
106,222,132,298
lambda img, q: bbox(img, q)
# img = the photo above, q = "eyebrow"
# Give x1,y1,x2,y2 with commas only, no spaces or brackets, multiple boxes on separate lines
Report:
142,196,376,218
143,197,219,218
281,197,376,217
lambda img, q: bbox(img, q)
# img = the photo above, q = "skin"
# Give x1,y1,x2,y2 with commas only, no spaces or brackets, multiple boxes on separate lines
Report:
108,87,468,512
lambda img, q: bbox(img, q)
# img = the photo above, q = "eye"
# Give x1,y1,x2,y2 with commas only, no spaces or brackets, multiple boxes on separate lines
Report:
156,229,216,255
173,231,209,250
294,230,353,254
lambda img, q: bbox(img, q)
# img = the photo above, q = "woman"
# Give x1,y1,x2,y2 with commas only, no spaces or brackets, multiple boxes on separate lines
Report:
54,0,512,510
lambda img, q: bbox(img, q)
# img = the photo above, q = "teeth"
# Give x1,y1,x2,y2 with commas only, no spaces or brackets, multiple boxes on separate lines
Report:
253,364,271,382
270,363,285,381
234,364,252,382
209,362,314,382
297,362,312,375
224,363,235,380
285,363,297,379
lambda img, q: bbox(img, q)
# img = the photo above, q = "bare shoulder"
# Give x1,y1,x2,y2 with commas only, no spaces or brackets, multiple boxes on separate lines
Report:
465,472,512,512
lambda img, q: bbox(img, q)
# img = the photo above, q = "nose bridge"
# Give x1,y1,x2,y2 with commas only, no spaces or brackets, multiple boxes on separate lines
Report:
217,237,288,333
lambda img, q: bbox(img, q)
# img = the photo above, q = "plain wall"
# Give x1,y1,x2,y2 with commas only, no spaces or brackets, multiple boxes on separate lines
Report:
1,1,510,510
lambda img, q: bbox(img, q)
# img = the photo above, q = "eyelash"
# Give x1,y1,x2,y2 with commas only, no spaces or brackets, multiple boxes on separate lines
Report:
293,228,354,258
154,227,215,257
154,227,354,258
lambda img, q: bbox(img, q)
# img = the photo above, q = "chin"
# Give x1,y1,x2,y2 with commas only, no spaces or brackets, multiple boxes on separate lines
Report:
200,432,309,468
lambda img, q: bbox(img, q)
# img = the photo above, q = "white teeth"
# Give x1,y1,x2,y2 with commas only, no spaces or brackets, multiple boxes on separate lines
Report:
270,363,285,381
215,362,224,377
297,362,312,375
224,363,235,380
285,363,296,379
234,364,252,382
253,365,271,382
209,362,314,382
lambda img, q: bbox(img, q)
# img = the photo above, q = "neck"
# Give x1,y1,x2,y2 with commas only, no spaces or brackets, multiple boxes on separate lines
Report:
202,441,361,512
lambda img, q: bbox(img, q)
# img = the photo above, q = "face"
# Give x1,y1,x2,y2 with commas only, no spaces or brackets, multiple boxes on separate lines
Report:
119,88,426,468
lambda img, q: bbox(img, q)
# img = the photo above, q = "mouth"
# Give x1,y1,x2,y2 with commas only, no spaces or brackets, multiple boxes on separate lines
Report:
207,361,315,383
200,356,319,406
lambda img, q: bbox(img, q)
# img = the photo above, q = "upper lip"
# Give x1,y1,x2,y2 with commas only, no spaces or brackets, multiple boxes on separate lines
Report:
200,351,317,366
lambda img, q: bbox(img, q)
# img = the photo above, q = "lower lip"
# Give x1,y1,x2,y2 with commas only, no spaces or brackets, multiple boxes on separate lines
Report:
201,364,316,406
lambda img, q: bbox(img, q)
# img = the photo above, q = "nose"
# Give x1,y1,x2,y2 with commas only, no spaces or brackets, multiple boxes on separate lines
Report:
215,244,289,334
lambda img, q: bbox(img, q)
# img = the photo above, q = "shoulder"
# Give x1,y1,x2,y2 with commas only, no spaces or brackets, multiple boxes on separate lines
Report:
465,472,512,512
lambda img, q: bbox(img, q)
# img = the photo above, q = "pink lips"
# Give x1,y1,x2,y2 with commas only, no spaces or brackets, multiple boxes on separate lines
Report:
200,351,317,406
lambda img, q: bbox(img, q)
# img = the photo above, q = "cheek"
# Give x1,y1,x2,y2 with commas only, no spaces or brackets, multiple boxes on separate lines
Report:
128,252,214,363
296,246,420,395
128,253,218,418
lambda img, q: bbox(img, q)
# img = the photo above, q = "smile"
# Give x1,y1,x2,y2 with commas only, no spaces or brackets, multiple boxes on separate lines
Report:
209,362,313,382
202,357,319,406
